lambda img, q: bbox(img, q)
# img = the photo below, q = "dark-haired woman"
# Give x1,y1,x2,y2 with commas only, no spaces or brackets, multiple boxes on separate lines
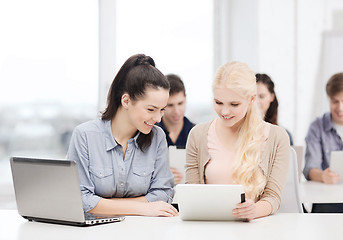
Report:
256,73,293,145
67,54,178,217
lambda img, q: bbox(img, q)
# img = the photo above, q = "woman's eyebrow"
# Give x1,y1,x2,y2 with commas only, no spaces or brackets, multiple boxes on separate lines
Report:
147,105,158,109
147,104,167,109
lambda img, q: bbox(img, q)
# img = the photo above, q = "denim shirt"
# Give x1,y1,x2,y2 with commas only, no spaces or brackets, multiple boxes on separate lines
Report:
66,119,174,212
303,112,343,180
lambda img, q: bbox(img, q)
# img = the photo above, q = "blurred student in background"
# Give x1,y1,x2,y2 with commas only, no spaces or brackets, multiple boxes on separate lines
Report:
67,54,178,217
303,72,343,213
157,74,194,184
256,73,294,145
186,62,290,221
158,74,194,147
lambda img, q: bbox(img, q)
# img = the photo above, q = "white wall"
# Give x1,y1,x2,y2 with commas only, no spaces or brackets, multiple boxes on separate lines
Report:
98,0,116,113
292,0,343,145
216,0,343,145
99,0,343,145
257,0,297,141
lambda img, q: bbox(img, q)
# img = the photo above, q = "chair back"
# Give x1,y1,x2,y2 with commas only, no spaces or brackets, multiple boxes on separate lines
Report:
292,145,304,182
278,147,303,213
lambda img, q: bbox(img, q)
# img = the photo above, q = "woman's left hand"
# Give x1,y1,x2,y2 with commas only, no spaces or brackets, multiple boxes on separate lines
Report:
232,199,256,221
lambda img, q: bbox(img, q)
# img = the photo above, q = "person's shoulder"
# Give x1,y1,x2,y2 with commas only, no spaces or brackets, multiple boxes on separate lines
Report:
268,122,289,141
189,121,212,135
151,124,166,138
269,123,286,132
74,118,105,133
310,112,330,125
184,116,195,127
306,112,332,134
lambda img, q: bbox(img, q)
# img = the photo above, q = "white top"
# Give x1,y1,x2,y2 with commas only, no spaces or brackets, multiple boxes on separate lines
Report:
206,119,236,184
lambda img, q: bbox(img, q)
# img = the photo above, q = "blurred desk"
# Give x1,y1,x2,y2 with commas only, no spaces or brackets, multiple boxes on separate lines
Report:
2,209,343,240
300,181,343,203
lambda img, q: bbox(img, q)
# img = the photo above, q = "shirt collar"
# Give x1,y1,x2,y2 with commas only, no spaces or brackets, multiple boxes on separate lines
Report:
104,120,117,151
131,131,140,149
158,119,169,134
323,112,335,132
104,120,140,151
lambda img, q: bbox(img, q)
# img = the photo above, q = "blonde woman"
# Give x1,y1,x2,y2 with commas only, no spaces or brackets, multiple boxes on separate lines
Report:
185,61,290,220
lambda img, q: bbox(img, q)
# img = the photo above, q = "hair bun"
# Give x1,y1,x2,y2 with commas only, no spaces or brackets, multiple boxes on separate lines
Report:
135,54,155,67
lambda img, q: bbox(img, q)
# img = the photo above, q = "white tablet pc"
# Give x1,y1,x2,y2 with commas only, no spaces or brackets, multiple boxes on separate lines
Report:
168,146,186,184
176,184,246,221
330,151,343,181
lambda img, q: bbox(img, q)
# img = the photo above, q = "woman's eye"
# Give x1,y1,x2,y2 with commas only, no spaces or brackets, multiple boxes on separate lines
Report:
215,101,222,105
147,109,154,112
231,103,239,107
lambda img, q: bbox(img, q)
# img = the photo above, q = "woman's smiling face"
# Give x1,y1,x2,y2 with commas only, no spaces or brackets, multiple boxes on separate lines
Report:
126,87,169,134
213,86,253,129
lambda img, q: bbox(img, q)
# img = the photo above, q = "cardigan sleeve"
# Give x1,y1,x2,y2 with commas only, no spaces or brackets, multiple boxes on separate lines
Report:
259,126,290,214
185,125,202,184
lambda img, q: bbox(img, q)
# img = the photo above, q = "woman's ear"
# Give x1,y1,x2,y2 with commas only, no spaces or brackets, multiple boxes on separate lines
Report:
121,93,130,109
271,93,275,102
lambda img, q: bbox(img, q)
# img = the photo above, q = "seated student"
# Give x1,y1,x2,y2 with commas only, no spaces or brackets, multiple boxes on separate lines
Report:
157,74,194,146
256,73,294,145
67,54,178,217
157,74,194,184
186,61,290,221
303,72,343,213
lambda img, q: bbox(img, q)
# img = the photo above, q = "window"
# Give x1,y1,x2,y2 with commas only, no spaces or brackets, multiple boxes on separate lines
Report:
0,0,98,208
115,0,214,122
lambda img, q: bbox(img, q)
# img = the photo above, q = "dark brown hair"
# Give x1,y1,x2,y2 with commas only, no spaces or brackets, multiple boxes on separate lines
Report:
102,54,170,151
326,72,343,98
256,73,278,125
165,74,186,96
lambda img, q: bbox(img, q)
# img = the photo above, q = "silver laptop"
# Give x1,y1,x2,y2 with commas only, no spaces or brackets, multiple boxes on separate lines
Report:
10,157,125,226
176,184,246,221
330,151,343,182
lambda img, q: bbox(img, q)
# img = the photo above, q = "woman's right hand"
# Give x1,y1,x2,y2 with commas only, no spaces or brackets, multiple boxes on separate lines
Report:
141,201,178,217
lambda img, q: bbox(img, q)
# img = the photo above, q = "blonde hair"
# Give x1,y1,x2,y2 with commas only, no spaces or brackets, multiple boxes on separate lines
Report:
213,61,266,198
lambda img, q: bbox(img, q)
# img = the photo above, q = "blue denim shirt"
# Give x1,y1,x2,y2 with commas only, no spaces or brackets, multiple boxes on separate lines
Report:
303,112,343,180
66,119,174,212
157,116,194,147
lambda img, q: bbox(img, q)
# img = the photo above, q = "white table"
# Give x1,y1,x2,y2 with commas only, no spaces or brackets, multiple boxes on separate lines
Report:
300,180,343,203
2,209,343,240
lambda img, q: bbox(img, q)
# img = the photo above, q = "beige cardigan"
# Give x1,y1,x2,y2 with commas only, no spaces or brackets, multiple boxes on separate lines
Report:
185,121,290,214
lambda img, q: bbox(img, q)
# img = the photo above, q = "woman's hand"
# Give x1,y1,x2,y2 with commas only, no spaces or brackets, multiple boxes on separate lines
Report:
170,168,184,185
141,201,179,217
232,199,257,221
322,168,340,184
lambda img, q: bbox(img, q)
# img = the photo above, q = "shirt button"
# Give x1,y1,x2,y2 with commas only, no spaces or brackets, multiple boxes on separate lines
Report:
143,171,146,175
120,182,124,186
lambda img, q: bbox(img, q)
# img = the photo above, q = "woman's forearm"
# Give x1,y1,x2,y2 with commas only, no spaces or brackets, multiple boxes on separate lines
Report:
254,200,273,219
88,196,148,216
